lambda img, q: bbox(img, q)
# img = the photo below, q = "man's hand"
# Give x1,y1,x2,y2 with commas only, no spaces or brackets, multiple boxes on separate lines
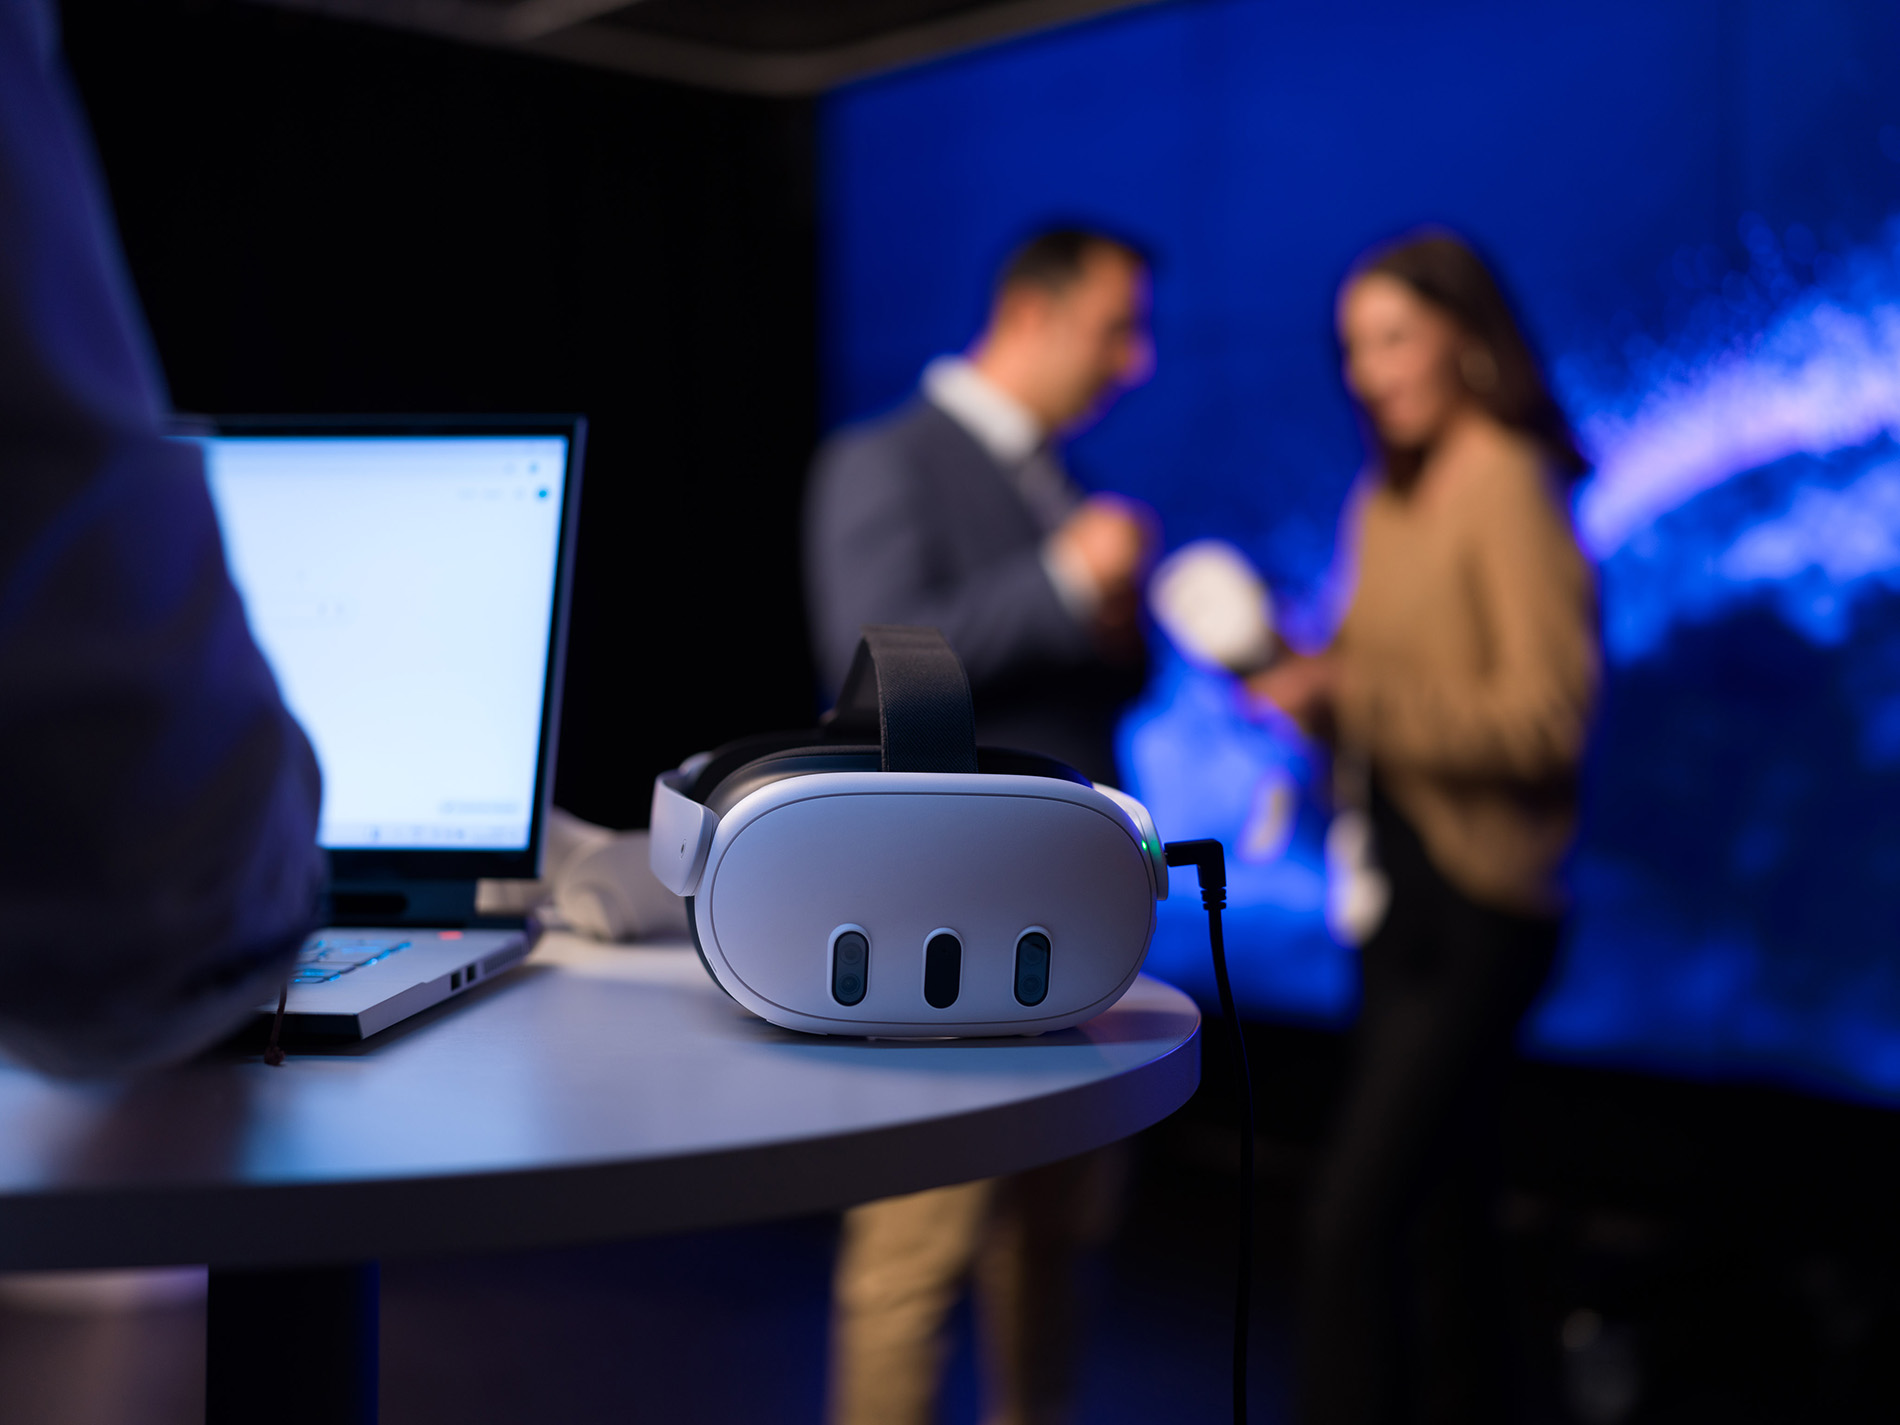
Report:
1048,495,1156,661
1050,494,1155,597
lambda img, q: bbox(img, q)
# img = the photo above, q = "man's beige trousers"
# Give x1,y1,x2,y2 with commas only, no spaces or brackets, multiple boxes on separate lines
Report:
827,1150,1122,1425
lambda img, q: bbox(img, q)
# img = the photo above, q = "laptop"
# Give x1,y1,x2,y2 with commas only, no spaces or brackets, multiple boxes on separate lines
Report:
185,415,585,1039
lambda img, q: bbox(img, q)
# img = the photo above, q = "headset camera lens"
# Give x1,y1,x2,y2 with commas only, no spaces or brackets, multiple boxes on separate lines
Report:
832,931,869,1006
1014,931,1051,1007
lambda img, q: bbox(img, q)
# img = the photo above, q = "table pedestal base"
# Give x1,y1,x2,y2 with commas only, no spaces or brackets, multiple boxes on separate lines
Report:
208,1262,379,1424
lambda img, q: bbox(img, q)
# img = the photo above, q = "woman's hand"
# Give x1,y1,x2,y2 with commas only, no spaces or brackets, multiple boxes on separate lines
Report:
1247,653,1338,733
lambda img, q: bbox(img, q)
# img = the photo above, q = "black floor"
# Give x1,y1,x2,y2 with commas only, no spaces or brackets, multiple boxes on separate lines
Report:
5,1021,1900,1423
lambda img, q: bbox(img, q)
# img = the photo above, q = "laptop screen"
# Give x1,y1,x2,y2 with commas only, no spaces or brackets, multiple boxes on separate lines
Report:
193,429,575,860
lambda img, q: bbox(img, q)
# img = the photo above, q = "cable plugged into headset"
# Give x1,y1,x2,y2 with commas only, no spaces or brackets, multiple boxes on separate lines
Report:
1165,838,1253,1425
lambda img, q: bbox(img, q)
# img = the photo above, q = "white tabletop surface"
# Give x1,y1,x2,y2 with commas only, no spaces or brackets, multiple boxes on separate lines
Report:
0,933,1200,1271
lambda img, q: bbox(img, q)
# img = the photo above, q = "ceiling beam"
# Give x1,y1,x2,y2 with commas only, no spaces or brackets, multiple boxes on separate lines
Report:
499,0,643,43
240,0,1169,96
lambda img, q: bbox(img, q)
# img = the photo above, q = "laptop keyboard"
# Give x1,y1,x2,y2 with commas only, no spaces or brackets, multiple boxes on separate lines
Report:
291,936,413,985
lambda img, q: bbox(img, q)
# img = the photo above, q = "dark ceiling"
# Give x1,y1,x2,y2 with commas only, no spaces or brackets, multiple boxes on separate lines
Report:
596,0,1027,52
242,0,1164,94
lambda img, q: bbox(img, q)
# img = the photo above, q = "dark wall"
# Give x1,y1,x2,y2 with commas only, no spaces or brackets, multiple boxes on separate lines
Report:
59,0,821,829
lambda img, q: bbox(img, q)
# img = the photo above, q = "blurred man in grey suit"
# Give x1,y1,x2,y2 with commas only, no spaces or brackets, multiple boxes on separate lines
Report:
805,229,1154,785
808,230,1156,1425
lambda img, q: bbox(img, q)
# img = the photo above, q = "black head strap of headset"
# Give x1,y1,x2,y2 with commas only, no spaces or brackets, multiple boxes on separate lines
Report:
826,625,979,774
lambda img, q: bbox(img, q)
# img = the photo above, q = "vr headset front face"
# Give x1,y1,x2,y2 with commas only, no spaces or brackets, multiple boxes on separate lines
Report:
649,627,1167,1038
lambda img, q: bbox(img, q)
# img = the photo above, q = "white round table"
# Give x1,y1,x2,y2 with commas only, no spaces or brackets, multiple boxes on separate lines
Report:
0,933,1201,1423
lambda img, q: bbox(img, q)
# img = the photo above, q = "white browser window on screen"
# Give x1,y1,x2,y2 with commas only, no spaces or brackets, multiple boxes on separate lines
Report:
196,435,568,852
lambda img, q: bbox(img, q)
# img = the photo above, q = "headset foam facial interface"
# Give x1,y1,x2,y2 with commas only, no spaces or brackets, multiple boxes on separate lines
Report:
650,625,1167,1037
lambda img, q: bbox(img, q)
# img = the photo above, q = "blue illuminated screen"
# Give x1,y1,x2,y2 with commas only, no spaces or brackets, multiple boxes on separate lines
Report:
822,0,1900,1100
196,435,568,852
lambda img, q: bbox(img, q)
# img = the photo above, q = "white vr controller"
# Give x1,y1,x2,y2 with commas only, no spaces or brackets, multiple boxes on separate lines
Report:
649,625,1167,1037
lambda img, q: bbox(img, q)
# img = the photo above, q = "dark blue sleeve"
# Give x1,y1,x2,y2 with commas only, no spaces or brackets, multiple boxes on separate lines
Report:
0,0,324,1075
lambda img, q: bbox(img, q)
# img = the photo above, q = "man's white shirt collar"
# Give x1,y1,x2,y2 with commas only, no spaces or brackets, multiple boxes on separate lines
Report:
922,356,1043,468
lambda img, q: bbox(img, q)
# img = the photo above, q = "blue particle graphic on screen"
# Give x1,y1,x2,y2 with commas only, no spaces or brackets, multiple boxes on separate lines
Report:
1545,218,1900,1100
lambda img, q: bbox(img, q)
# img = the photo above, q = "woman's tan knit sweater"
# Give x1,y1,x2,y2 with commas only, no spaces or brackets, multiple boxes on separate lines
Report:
1331,419,1598,914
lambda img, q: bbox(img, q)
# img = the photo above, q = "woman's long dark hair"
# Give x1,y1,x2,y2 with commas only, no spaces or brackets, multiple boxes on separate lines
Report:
1353,230,1588,488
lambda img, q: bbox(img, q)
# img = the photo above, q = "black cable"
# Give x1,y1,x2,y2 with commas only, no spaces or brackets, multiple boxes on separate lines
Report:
263,983,288,1067
1165,838,1252,1425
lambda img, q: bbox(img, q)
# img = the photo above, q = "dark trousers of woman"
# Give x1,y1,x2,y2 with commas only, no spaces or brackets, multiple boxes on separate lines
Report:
1298,788,1561,1425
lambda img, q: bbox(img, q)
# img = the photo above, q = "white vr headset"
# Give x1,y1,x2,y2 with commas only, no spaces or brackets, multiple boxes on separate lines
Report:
649,625,1167,1037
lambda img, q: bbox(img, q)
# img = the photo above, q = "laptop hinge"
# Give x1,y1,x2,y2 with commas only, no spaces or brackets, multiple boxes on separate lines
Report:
323,880,478,928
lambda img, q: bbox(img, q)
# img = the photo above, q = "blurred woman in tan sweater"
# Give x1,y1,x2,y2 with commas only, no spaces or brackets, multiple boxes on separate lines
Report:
1251,231,1597,1425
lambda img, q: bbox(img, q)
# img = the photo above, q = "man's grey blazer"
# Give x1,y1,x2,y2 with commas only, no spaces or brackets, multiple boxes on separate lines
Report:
803,398,1143,783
